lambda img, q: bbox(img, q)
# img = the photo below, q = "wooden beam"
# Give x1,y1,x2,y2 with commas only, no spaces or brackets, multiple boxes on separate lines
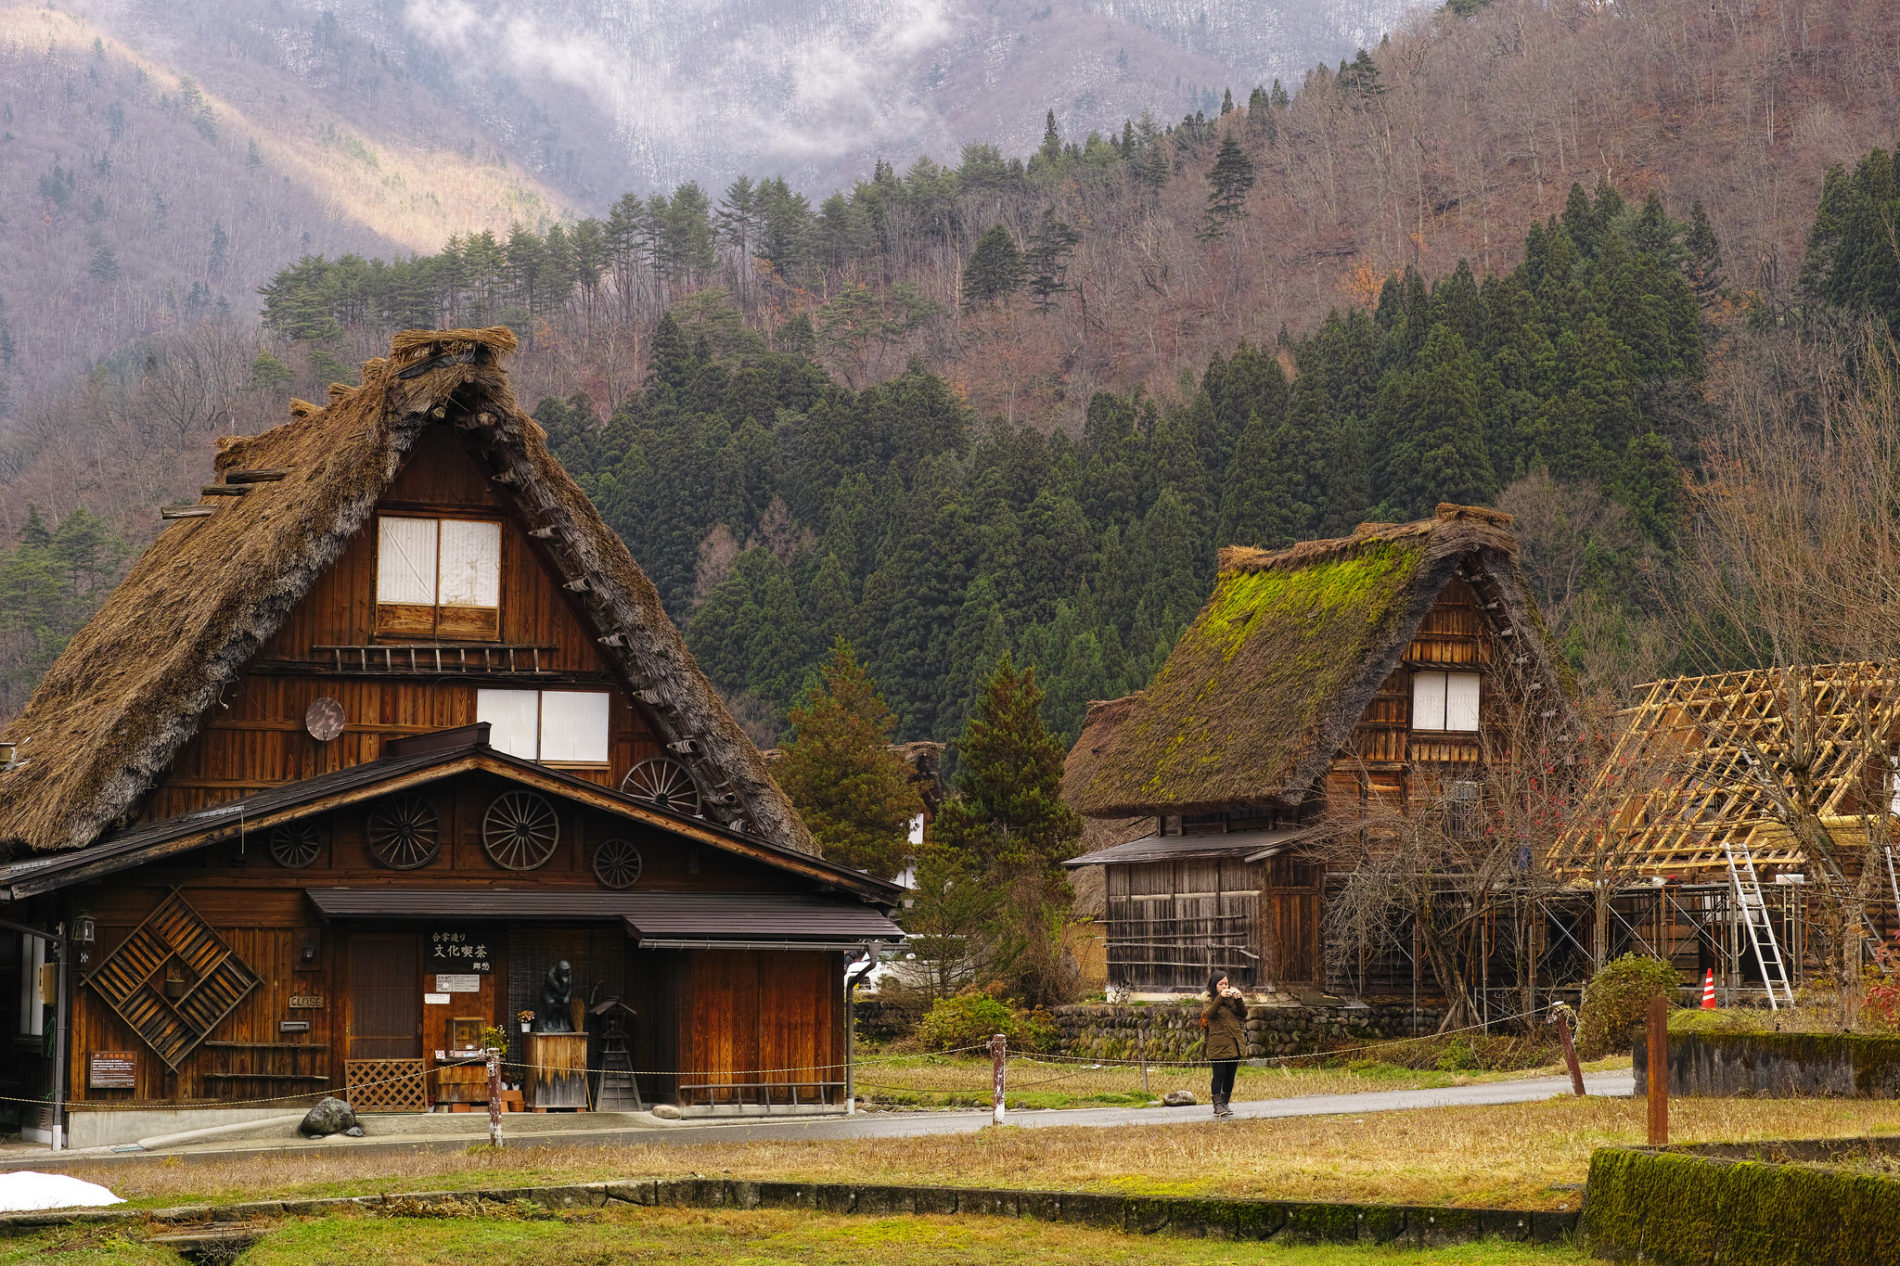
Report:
160,506,216,520
225,469,289,484
200,485,249,497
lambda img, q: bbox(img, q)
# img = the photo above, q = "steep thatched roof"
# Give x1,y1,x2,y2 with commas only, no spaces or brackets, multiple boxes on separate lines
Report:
1064,504,1565,819
0,328,814,858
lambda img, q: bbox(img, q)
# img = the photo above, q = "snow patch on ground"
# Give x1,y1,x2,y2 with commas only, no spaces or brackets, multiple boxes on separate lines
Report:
0,1170,126,1212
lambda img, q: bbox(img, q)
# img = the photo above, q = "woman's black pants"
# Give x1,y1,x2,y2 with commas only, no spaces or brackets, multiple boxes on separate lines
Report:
1210,1059,1238,1103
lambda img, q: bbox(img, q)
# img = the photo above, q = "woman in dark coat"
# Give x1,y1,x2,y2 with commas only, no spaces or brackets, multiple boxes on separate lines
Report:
1201,973,1246,1117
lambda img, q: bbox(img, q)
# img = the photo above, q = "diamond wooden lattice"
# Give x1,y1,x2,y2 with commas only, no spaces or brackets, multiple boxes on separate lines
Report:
84,890,260,1070
1551,662,1900,876
344,1058,430,1113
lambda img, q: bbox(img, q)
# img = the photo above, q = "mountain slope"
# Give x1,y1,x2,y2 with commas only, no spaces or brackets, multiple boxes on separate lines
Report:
0,3,576,401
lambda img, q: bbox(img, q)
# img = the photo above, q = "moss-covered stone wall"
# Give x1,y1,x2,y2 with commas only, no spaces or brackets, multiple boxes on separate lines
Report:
1580,1146,1900,1265
1634,1031,1900,1098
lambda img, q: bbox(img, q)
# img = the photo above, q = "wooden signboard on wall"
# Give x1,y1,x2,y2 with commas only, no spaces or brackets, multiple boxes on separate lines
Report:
89,1051,137,1090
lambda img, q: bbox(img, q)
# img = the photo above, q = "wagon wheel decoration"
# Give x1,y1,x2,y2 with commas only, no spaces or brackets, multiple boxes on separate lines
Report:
620,756,702,816
268,821,322,869
592,838,644,890
365,794,441,870
482,791,560,871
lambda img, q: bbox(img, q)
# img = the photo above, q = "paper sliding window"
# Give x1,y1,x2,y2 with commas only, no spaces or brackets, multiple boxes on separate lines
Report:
375,516,502,639
477,690,610,765
1411,670,1481,732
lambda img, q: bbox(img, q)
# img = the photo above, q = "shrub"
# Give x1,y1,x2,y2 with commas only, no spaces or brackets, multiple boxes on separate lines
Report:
1577,954,1681,1058
912,991,1058,1053
1435,1035,1479,1071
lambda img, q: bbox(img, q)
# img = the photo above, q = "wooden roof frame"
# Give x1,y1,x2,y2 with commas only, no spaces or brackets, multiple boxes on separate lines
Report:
1550,661,1900,875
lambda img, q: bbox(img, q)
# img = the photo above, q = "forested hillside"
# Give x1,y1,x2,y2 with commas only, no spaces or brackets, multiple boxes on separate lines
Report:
526,184,1699,747
3,0,1898,740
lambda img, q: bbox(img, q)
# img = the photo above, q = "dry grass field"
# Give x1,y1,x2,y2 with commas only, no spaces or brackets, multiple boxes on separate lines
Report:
55,1094,1900,1213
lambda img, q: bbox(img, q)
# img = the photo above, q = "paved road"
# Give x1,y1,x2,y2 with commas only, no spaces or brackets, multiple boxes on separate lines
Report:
2,1072,1629,1171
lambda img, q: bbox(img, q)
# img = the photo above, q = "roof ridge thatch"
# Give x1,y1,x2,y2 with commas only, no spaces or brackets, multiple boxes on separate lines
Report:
1063,503,1563,820
0,329,813,859
1217,503,1517,576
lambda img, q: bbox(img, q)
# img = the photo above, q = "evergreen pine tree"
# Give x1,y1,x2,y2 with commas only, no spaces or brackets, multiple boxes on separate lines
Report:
1024,215,1081,310
1684,200,1723,300
932,653,1081,1004
1376,326,1495,517
1203,136,1256,238
962,225,1024,311
775,641,924,879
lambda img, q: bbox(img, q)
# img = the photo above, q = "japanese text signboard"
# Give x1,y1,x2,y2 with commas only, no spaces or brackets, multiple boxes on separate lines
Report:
427,929,492,973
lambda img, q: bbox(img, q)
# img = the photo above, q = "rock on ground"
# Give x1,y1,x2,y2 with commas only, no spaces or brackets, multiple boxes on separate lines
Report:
1161,1089,1197,1106
299,1096,364,1138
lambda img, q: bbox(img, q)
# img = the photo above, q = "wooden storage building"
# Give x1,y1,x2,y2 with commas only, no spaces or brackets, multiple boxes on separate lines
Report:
0,329,899,1146
1062,505,1570,996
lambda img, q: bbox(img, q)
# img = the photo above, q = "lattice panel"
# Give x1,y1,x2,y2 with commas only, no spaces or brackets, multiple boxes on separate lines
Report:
1552,662,1900,876
84,890,260,1070
344,1058,430,1113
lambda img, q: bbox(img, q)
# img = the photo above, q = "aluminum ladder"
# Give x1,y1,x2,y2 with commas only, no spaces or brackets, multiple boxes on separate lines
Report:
1725,839,1794,1010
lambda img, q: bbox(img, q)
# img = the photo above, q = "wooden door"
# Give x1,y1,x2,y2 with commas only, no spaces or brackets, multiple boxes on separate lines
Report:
348,933,421,1059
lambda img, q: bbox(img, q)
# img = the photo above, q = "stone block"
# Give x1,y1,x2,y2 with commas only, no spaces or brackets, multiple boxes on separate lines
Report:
753,1181,816,1209
604,1180,659,1205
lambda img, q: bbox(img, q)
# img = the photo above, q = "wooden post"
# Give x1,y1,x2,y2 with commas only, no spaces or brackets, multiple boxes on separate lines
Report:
485,1048,504,1150
990,1032,1006,1126
1138,1015,1150,1097
1645,995,1668,1145
1554,1010,1585,1097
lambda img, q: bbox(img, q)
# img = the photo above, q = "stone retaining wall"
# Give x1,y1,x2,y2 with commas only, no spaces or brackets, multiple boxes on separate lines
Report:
0,1176,1575,1249
1050,1000,1441,1061
1635,1031,1900,1097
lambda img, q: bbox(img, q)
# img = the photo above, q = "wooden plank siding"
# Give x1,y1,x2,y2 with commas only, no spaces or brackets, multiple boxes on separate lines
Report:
66,780,826,1104
674,950,845,1107
142,427,664,821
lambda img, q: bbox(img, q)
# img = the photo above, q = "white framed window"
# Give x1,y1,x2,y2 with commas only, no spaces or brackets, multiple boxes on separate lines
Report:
376,516,502,638
477,689,610,764
1412,670,1481,732
19,933,45,1038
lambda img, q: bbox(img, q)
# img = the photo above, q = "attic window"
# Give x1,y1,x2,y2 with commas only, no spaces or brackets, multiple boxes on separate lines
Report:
478,689,610,765
1412,671,1481,732
376,516,502,640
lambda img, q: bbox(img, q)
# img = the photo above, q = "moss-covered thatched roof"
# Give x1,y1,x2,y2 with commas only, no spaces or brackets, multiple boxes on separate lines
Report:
1065,504,1560,818
0,328,813,859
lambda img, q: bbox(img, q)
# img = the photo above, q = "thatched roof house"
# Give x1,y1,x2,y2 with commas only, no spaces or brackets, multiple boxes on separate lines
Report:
1062,504,1571,993
0,327,810,861
1066,504,1568,821
0,328,896,1140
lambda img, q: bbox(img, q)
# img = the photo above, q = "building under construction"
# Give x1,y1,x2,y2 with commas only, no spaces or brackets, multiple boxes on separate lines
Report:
1540,661,1900,1011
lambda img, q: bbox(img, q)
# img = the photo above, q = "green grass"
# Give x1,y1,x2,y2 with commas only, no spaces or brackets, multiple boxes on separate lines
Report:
2,1208,1590,1265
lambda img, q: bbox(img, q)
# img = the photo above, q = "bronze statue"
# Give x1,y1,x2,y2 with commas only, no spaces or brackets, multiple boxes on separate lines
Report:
536,960,574,1032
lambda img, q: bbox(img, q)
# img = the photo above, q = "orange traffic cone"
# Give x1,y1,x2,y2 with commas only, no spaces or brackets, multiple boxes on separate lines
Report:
1701,968,1717,1009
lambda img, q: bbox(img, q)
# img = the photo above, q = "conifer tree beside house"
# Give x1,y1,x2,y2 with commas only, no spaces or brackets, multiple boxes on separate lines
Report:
775,640,923,880
932,654,1082,1005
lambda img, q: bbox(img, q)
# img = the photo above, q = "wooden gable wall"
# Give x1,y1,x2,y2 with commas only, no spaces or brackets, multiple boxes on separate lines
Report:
142,426,665,822
1322,576,1504,813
